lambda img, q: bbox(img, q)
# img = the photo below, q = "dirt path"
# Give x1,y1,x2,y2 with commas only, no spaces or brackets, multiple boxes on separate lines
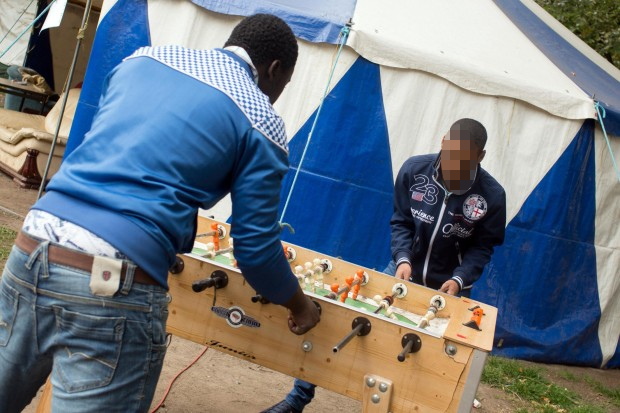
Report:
0,174,36,231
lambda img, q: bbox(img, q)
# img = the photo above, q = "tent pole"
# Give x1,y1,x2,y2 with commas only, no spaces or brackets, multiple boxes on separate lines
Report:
37,0,92,199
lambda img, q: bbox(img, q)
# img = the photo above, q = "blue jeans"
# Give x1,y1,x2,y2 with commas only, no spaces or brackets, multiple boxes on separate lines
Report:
286,378,316,411
383,260,396,275
0,242,170,413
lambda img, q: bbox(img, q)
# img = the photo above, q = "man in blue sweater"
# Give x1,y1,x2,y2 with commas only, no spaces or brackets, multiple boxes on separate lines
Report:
265,118,505,413
0,14,319,413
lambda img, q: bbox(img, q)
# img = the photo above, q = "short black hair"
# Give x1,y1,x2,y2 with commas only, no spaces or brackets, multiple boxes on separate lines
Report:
449,118,487,150
224,14,298,71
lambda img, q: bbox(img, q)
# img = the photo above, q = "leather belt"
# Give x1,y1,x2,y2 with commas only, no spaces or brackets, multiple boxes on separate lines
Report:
15,231,159,286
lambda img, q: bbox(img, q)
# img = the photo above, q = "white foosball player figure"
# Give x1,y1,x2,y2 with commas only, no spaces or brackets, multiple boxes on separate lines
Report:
204,242,216,259
312,258,324,288
418,294,446,329
303,262,315,292
294,265,307,290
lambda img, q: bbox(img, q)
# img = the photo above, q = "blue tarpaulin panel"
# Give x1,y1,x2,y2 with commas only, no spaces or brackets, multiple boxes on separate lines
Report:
609,339,620,368
494,0,620,135
474,121,602,366
280,57,393,270
66,0,151,156
190,0,355,44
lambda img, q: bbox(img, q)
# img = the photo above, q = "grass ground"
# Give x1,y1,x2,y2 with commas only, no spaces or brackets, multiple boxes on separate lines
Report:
0,225,16,266
481,356,620,412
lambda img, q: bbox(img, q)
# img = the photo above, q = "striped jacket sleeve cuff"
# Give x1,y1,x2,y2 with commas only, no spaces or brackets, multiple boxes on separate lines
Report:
451,276,464,292
396,257,411,268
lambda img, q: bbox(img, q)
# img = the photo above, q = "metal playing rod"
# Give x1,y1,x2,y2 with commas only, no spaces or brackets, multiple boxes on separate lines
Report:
332,317,371,353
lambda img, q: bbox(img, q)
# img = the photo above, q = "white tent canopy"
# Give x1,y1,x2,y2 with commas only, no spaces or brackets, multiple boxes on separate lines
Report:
65,0,619,368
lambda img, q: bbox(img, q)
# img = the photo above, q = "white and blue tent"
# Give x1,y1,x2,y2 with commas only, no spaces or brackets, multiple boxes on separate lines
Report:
64,0,620,368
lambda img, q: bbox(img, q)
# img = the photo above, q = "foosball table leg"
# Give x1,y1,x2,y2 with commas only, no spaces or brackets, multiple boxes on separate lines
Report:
36,376,52,413
362,374,393,413
456,349,488,413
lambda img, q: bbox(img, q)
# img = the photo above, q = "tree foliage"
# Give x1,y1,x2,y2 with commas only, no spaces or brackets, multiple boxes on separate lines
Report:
534,0,620,69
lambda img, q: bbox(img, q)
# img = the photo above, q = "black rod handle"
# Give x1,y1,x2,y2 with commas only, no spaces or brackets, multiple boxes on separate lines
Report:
192,270,228,292
397,333,422,362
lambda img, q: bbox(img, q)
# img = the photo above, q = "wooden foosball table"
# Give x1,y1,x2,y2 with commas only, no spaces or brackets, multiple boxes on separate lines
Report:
38,216,497,412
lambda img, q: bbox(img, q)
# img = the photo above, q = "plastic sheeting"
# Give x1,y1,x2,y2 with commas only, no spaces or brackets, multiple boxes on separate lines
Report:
65,0,150,155
280,57,393,269
348,0,595,122
189,0,355,44
495,0,620,135
593,126,620,368
474,122,601,366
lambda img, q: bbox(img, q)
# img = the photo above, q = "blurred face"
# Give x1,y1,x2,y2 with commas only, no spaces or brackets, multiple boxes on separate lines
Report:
440,131,485,193
257,60,294,104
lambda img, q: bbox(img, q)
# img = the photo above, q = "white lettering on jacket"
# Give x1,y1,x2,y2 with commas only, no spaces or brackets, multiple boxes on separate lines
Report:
442,222,474,238
411,208,435,224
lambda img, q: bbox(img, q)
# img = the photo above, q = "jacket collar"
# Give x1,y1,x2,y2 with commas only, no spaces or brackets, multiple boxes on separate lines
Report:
220,47,259,85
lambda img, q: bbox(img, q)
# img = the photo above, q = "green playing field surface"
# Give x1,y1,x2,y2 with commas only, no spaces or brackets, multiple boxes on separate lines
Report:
192,247,235,266
312,286,417,326
193,246,417,327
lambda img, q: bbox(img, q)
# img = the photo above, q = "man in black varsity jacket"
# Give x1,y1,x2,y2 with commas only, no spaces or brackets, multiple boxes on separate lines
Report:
386,118,506,297
264,118,506,413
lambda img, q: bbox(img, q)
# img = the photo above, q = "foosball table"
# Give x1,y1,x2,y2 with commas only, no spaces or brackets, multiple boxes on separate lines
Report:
167,216,497,413
37,216,497,412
